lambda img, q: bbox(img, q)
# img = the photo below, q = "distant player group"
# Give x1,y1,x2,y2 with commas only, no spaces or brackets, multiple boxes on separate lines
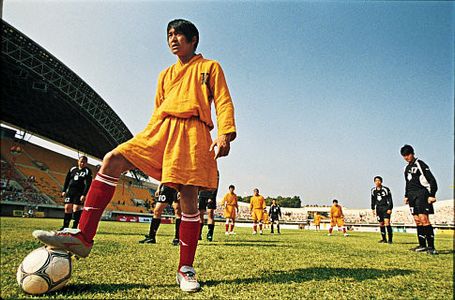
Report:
30,19,440,295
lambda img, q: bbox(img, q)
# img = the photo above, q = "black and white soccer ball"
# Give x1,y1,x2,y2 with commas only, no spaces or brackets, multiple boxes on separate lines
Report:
17,246,72,295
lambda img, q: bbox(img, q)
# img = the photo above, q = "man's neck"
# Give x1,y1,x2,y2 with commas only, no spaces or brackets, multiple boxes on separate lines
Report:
178,53,195,64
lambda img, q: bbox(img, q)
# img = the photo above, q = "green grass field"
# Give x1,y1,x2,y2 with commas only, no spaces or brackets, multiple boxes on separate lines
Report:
1,217,453,299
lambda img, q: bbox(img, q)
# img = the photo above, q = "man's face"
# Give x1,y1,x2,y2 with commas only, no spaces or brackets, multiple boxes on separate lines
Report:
78,158,87,169
402,153,415,163
272,200,276,205
167,28,195,57
333,202,338,207
229,187,235,193
254,189,259,196
374,179,382,188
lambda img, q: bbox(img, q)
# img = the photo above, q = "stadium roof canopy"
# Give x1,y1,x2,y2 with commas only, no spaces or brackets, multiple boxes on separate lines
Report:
1,20,133,159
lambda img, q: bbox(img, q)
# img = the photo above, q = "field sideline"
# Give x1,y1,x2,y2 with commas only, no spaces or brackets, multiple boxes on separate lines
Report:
1,217,453,299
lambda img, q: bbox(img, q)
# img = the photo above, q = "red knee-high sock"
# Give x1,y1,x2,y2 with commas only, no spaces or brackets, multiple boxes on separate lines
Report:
225,223,229,232
78,173,118,241
179,212,200,269
259,224,263,231
230,222,235,232
342,227,347,233
329,227,333,234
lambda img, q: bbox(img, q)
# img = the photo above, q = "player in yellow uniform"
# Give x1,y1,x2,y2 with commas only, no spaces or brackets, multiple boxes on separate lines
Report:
328,199,348,236
33,19,236,292
221,185,238,235
249,188,266,235
262,209,270,229
313,213,323,231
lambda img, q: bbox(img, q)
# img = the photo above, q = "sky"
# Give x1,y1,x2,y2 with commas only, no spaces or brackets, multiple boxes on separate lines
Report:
3,1,454,208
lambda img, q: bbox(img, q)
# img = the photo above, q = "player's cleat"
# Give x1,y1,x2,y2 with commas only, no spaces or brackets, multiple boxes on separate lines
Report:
378,240,387,243
252,231,257,235
414,246,428,252
388,240,393,244
427,248,438,255
229,231,236,235
176,266,201,292
172,238,180,246
32,228,92,258
139,237,156,244
207,234,213,242
225,232,229,236
344,233,349,237
327,233,332,236
259,230,263,235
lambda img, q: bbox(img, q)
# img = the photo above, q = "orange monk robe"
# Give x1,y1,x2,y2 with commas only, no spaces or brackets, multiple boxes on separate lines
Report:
221,192,238,219
116,54,236,189
250,195,266,222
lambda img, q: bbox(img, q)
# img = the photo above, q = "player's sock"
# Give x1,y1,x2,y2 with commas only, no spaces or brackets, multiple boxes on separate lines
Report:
230,222,235,232
175,218,181,240
199,222,204,238
225,220,229,232
208,224,215,236
342,227,346,234
380,226,387,241
178,212,200,268
277,223,280,233
149,218,161,238
72,210,82,229
63,213,72,228
386,225,393,242
424,225,435,249
78,173,118,241
329,227,333,234
259,224,263,231
271,223,274,233
417,226,426,247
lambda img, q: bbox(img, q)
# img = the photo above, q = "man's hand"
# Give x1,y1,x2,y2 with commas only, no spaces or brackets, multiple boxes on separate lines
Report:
428,197,437,204
386,210,392,214
61,192,66,197
210,133,234,159
404,197,409,204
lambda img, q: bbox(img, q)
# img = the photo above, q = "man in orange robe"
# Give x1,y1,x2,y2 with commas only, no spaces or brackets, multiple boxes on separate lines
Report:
33,19,236,292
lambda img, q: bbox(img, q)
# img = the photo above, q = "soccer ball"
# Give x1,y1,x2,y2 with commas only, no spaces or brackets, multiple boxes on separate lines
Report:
17,246,72,295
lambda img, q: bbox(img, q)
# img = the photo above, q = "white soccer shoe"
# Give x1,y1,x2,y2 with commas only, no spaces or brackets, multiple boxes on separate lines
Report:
252,231,257,235
32,228,93,258
229,231,236,235
259,230,263,235
344,233,349,237
225,232,229,236
176,266,201,292
327,233,332,236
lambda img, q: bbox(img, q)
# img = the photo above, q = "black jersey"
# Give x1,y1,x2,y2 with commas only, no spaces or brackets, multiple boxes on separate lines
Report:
404,158,438,197
63,167,92,196
269,204,282,219
371,186,393,210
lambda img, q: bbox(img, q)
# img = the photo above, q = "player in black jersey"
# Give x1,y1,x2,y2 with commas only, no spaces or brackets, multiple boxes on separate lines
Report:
61,156,92,230
139,184,181,245
198,188,217,241
371,176,393,243
269,199,282,234
401,145,438,255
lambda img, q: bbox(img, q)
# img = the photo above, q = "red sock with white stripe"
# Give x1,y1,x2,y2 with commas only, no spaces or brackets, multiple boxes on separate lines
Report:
78,173,118,241
230,222,235,232
225,223,229,232
179,212,200,269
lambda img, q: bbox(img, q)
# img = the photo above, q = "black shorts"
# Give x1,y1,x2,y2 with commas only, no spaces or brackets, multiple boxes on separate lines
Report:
271,217,279,222
376,207,391,222
64,193,83,205
198,196,217,210
408,190,434,215
156,185,178,205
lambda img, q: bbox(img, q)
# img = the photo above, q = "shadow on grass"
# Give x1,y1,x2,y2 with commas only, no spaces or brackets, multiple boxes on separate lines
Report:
437,249,455,255
202,242,283,248
56,283,149,295
201,267,414,286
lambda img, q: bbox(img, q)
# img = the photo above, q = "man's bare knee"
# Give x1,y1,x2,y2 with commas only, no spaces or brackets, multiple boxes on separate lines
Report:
100,150,133,176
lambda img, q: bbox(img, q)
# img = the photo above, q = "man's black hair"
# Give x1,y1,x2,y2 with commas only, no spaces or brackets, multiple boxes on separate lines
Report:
400,144,414,156
167,19,199,51
374,176,383,182
333,199,338,203
254,188,259,193
229,185,235,190
79,155,88,162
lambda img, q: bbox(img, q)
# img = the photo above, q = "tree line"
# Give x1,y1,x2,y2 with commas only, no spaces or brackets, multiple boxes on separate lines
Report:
238,195,301,208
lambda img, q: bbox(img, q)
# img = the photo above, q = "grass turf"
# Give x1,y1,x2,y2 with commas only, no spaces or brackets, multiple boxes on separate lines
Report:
1,217,453,299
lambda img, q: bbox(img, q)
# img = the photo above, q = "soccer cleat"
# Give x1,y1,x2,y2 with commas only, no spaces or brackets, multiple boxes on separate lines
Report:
427,248,438,255
172,238,180,246
252,231,257,235
229,231,236,235
378,240,387,243
225,232,229,236
414,246,428,252
32,228,92,258
207,234,213,242
388,240,393,244
259,230,263,235
139,237,156,244
344,233,349,237
327,233,332,236
176,266,201,292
